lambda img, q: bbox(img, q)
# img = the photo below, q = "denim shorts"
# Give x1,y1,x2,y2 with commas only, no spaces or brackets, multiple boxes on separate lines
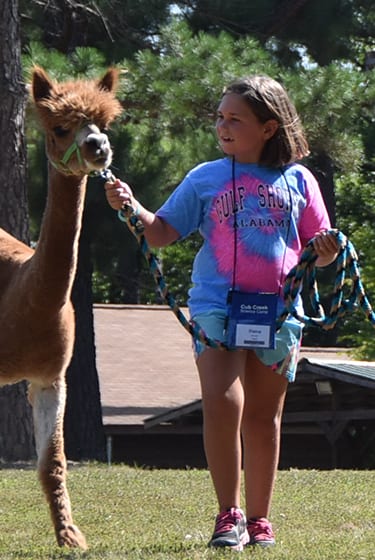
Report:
191,310,303,382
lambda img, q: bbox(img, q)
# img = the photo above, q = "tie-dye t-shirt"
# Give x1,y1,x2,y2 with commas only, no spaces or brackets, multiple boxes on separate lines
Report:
156,157,331,318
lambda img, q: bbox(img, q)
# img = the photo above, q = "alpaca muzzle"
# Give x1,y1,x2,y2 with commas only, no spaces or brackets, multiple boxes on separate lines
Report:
84,132,112,165
49,123,113,176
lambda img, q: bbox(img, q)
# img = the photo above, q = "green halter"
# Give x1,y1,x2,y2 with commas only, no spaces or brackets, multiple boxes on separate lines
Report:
49,138,85,175
47,120,104,176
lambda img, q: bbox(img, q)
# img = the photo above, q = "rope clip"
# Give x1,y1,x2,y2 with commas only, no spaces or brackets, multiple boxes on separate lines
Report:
100,168,117,184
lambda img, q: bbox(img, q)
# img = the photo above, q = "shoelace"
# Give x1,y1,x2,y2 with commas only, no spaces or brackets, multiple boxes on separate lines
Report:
247,518,273,538
216,509,241,533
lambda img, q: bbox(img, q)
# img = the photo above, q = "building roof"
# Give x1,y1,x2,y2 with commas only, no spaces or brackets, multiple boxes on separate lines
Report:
94,304,199,427
298,358,375,388
94,304,374,430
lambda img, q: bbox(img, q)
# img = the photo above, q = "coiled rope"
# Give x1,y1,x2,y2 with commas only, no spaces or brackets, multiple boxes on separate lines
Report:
275,230,375,331
102,170,375,348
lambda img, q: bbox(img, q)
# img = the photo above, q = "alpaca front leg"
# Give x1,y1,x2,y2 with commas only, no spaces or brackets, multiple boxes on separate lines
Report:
29,380,87,550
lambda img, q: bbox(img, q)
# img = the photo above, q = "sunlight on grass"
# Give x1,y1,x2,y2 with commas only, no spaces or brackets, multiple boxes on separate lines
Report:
0,464,373,559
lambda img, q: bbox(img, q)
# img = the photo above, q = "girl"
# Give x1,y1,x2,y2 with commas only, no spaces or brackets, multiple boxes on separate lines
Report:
105,75,339,550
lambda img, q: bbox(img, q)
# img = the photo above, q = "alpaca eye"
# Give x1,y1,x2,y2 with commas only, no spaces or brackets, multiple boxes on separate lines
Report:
53,126,69,137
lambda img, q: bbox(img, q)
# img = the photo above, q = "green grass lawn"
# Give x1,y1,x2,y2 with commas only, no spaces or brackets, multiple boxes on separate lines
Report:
0,463,373,559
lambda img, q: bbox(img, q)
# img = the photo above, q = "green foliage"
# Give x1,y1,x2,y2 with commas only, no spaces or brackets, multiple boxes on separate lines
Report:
160,234,202,305
292,65,366,172
23,42,108,80
0,465,374,558
335,171,375,358
120,21,279,193
20,0,375,69
175,0,375,68
20,0,172,61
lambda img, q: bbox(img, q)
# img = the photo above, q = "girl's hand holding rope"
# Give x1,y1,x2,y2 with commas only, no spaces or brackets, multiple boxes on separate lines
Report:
104,177,139,213
104,177,179,247
312,229,340,268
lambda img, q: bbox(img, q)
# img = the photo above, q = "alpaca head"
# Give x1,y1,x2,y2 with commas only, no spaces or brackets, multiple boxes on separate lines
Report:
32,67,123,176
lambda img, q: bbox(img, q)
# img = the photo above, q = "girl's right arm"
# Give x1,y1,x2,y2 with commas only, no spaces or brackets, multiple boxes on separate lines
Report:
104,179,180,248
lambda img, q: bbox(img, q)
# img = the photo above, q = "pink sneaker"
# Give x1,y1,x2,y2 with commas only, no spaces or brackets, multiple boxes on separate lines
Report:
209,507,249,551
247,517,275,547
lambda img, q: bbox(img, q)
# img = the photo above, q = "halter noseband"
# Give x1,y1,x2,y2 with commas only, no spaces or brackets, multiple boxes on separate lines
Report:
48,125,99,176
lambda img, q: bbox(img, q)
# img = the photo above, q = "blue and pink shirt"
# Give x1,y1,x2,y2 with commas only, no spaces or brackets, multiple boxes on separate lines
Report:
156,157,331,318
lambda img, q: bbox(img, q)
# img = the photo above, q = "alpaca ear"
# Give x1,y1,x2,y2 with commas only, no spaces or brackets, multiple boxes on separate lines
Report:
32,66,54,102
98,68,119,93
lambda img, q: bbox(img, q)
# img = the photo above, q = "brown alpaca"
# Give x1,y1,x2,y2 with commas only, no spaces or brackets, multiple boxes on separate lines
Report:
0,67,122,549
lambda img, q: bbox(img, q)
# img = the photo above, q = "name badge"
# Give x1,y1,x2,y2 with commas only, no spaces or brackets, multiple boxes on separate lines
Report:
225,291,278,349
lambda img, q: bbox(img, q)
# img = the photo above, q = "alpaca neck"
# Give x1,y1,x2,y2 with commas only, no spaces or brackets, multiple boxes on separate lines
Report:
30,165,88,309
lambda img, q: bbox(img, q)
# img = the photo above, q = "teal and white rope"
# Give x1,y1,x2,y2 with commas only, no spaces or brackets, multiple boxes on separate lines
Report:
117,202,227,349
103,171,375,348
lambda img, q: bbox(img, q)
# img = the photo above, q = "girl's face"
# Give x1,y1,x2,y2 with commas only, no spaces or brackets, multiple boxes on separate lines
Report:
216,93,278,164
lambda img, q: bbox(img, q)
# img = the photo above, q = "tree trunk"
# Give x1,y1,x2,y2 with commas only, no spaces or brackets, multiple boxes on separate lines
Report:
64,223,106,461
0,0,35,461
310,151,336,227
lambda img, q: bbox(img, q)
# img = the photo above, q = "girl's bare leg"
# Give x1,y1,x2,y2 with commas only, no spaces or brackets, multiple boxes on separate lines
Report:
241,352,288,518
197,348,246,510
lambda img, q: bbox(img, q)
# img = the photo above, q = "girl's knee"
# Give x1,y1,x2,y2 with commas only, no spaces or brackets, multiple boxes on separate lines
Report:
242,403,284,430
204,390,243,417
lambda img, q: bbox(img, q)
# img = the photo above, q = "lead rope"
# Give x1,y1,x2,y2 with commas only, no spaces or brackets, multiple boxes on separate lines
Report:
276,230,375,331
102,170,228,349
102,170,375,347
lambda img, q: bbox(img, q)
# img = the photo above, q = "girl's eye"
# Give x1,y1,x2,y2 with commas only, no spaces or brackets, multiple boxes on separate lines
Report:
53,126,69,137
216,114,240,122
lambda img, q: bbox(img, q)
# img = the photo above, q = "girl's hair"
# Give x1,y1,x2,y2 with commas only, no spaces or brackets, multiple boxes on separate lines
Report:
223,75,309,167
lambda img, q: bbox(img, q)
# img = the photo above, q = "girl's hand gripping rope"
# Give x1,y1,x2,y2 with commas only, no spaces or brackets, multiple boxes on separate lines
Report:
311,229,340,267
103,171,137,213
103,171,143,232
277,229,375,332
103,173,179,247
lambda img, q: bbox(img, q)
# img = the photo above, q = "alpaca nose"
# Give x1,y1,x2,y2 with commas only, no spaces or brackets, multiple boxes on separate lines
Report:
85,132,110,156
